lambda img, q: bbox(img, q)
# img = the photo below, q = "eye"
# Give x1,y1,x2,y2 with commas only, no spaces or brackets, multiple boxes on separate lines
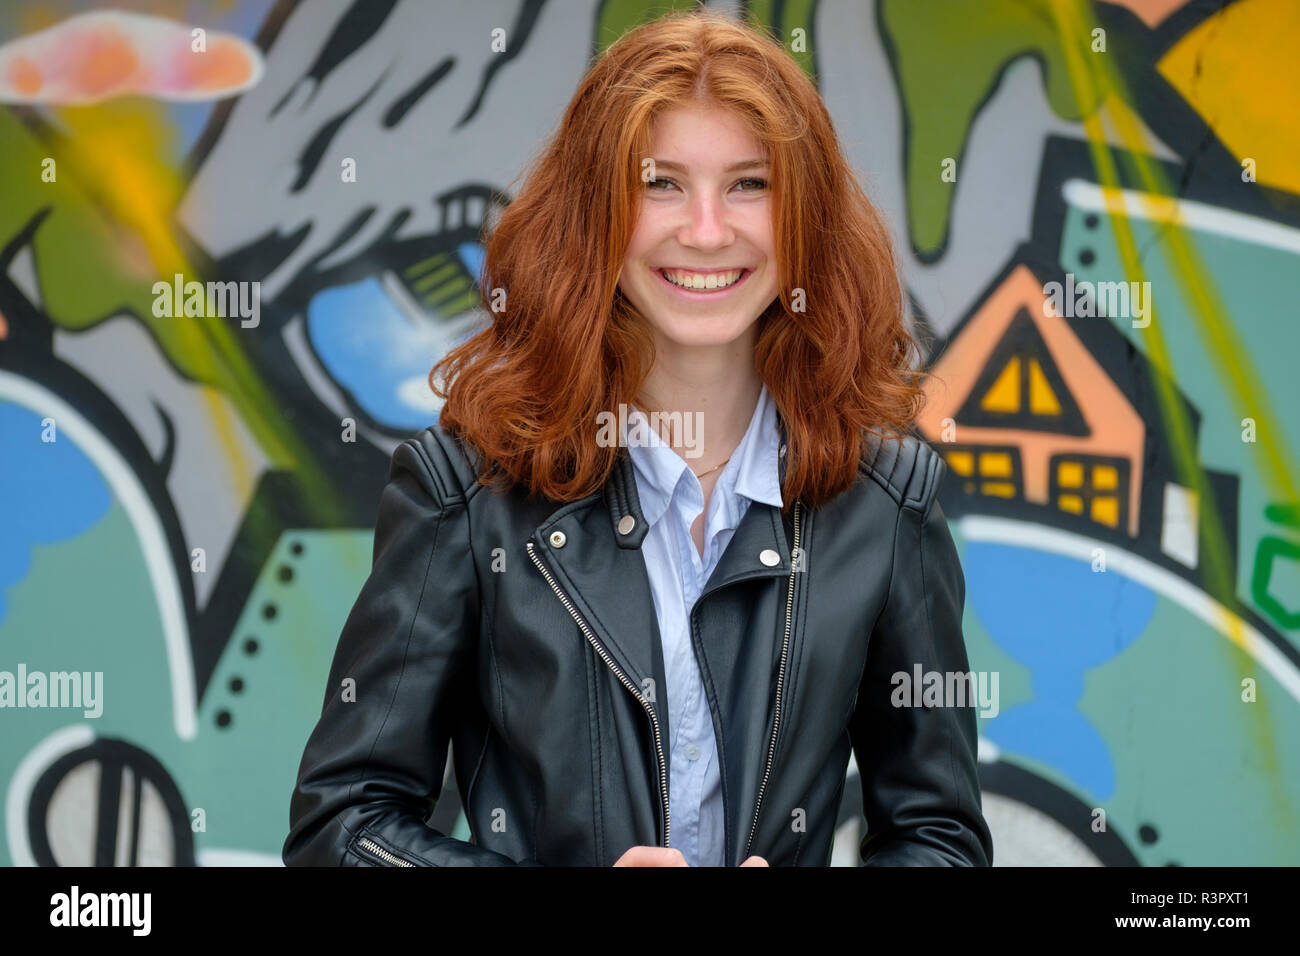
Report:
644,176,768,193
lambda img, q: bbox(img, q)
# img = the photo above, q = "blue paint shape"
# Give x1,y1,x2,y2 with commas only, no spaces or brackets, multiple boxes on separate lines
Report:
965,541,1157,799
306,270,482,432
0,403,112,625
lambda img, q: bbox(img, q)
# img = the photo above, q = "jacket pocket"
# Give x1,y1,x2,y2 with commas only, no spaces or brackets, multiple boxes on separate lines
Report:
346,827,422,867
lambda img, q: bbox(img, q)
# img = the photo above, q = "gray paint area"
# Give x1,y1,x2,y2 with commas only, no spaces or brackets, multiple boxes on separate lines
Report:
178,0,599,300
53,316,269,611
817,0,1175,341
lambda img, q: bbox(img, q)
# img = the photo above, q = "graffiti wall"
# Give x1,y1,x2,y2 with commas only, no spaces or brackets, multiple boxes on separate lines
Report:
1,0,1296,866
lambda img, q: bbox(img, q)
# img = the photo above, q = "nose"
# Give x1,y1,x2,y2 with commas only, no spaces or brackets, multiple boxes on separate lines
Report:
678,189,733,249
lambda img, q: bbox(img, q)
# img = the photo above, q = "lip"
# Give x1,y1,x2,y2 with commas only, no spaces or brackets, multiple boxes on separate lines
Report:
655,267,752,299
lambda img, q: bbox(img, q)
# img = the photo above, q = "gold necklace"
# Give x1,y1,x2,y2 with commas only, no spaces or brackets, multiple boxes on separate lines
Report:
641,408,736,480
690,455,731,479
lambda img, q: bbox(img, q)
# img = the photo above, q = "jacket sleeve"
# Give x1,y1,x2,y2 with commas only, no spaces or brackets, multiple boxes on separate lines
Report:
283,436,525,866
847,478,994,866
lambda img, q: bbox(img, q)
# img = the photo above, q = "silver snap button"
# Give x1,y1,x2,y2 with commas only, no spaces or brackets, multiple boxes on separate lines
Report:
549,530,567,548
759,548,780,567
617,514,635,535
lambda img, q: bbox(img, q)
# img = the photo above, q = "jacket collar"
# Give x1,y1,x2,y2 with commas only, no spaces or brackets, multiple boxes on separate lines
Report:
621,383,784,532
531,404,795,708
604,398,790,550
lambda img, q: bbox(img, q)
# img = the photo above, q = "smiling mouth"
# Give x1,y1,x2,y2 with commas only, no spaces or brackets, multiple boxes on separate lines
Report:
657,267,751,294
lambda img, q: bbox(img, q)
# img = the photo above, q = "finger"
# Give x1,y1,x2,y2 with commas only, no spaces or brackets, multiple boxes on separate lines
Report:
614,846,690,866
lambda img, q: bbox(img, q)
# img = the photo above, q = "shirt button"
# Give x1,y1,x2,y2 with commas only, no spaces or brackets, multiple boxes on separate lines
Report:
685,744,701,760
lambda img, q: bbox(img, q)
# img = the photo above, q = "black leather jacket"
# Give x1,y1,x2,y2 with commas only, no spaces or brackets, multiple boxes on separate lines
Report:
283,417,993,866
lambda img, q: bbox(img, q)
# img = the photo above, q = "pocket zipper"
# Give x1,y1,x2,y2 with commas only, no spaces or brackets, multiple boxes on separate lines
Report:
354,834,417,867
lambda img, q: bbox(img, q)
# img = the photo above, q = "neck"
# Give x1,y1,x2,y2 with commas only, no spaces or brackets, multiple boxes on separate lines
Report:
633,331,763,470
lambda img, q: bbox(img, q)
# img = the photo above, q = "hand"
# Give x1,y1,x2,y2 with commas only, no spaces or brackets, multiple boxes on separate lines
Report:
613,846,689,866
740,856,769,866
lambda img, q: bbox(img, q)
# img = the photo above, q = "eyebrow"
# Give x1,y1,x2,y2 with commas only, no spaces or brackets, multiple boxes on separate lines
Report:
650,158,771,173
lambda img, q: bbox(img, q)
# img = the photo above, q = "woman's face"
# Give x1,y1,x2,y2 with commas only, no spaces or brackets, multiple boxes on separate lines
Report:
617,100,779,354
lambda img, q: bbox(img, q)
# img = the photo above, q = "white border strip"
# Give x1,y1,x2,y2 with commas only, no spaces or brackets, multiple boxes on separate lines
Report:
6,724,94,866
0,370,197,740
957,515,1300,704
196,847,284,866
1063,178,1300,255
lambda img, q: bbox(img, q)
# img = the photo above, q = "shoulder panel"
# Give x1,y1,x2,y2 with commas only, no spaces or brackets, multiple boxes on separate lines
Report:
405,423,486,505
858,431,947,512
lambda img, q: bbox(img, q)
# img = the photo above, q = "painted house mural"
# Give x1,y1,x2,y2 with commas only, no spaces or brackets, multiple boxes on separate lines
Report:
0,0,1296,867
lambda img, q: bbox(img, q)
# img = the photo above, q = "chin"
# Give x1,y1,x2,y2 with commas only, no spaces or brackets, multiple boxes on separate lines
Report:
654,316,759,349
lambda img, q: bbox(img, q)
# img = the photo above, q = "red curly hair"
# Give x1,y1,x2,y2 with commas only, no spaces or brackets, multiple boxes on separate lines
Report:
430,8,928,510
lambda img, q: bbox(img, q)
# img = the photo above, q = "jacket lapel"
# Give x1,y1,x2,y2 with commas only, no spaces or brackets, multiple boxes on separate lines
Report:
530,416,800,864
530,449,666,716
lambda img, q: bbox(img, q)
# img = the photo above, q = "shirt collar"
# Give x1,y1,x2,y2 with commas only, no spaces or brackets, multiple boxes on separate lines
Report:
622,383,784,529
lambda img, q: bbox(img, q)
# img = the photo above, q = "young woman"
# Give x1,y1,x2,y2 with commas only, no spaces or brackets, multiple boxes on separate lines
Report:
284,10,992,867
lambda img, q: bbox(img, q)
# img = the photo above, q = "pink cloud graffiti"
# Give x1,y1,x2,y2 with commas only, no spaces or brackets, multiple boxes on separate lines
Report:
0,10,263,105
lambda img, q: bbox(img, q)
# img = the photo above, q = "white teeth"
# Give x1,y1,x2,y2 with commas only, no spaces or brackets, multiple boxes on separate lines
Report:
663,269,743,290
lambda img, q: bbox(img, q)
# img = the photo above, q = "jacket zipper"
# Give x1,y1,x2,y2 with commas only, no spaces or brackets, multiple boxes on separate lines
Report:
355,835,417,867
744,499,802,861
526,539,671,849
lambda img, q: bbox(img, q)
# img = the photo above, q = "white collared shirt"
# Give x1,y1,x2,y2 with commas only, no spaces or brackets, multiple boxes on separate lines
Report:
622,384,783,866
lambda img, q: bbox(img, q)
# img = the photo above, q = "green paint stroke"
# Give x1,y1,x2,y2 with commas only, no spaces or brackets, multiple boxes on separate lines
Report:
596,0,699,55
0,109,157,330
1049,0,1295,833
745,0,819,80
0,106,349,532
595,0,819,81
879,0,1102,260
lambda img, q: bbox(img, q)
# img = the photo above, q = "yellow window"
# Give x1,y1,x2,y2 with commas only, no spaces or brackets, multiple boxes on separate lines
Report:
981,360,1020,412
1058,460,1084,487
1091,496,1119,527
1093,464,1118,490
979,451,1013,477
947,450,975,475
1028,358,1062,415
982,482,1017,498
1059,494,1083,514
